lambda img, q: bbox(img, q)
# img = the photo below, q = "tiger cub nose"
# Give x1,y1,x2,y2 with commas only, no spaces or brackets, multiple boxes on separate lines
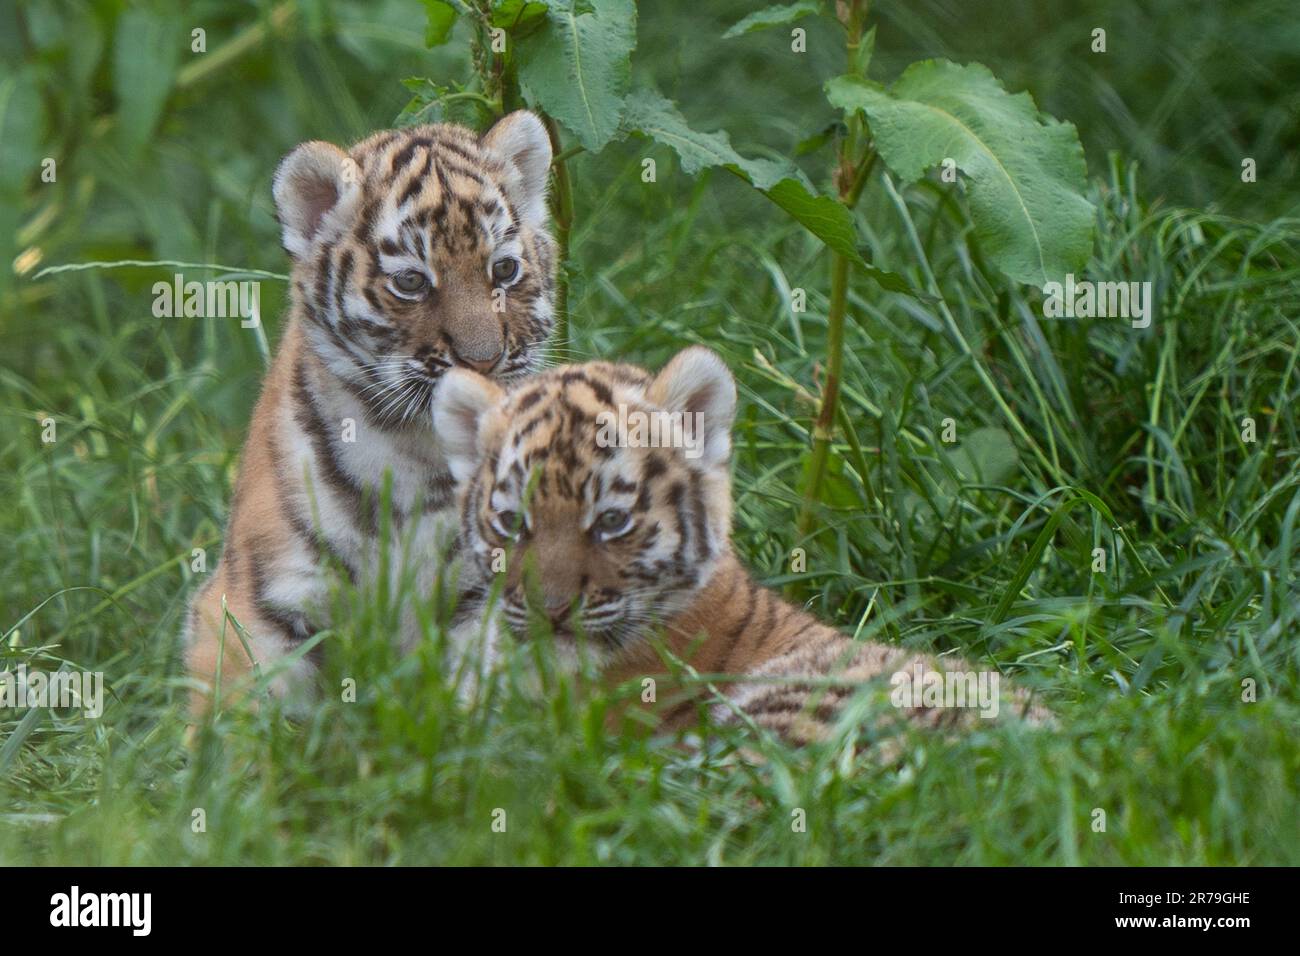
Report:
543,595,580,626
451,346,504,374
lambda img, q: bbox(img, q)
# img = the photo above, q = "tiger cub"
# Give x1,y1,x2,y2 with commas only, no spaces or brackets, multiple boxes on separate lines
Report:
184,111,557,713
433,348,1050,744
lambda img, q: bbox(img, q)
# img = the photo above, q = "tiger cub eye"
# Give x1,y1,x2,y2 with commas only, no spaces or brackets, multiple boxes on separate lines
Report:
493,509,524,540
391,270,428,295
593,508,633,540
492,258,520,284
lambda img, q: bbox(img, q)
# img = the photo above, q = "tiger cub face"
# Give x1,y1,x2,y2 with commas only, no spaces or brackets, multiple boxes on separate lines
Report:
434,349,738,666
273,111,557,427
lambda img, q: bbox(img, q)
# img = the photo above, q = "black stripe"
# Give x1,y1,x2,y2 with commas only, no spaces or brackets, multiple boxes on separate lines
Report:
333,248,354,328
514,387,544,412
397,149,433,208
688,471,710,561
668,481,689,563
727,578,761,642
284,490,360,586
266,427,360,585
391,137,432,175
312,240,335,311
558,370,613,405
424,469,456,513
433,136,485,167
434,155,490,186
247,541,322,665
292,355,378,537
461,471,482,546
354,196,380,243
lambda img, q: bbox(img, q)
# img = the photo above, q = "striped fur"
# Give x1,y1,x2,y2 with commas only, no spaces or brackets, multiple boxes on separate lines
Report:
184,112,557,713
435,349,1051,744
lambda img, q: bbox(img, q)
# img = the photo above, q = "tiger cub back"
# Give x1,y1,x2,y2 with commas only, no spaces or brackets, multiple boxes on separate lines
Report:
185,112,557,714
432,348,1051,744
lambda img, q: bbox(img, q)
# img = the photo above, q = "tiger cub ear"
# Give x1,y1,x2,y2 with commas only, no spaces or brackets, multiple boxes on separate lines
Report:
433,369,506,483
273,141,361,259
648,347,738,468
480,110,552,229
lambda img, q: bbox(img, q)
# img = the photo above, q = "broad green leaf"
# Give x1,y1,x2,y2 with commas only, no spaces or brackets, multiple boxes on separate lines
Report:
112,9,181,158
827,61,1094,289
798,448,860,510
945,426,1020,486
420,0,458,47
492,0,550,35
517,0,635,151
722,1,821,39
622,89,918,298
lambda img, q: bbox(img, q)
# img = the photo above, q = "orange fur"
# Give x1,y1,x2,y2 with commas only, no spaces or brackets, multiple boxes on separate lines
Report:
185,114,558,715
437,351,1052,745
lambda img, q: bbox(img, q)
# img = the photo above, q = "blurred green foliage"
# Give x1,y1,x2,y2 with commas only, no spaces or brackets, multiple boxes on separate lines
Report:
3,0,1296,307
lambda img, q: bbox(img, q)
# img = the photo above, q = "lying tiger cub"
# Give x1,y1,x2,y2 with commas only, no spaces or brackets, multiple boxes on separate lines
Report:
434,348,1050,744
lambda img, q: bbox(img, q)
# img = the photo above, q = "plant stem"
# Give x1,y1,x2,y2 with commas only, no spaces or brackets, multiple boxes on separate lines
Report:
797,251,851,539
471,5,573,350
552,143,586,165
795,0,873,543
441,90,501,111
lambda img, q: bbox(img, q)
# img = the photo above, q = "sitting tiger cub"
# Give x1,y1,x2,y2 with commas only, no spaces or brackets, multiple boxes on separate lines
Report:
433,348,1050,744
184,111,557,714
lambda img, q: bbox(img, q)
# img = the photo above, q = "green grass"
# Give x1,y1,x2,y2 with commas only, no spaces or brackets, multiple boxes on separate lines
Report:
2,0,1298,865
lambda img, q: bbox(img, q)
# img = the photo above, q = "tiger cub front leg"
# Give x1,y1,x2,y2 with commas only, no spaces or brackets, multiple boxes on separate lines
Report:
184,560,322,715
